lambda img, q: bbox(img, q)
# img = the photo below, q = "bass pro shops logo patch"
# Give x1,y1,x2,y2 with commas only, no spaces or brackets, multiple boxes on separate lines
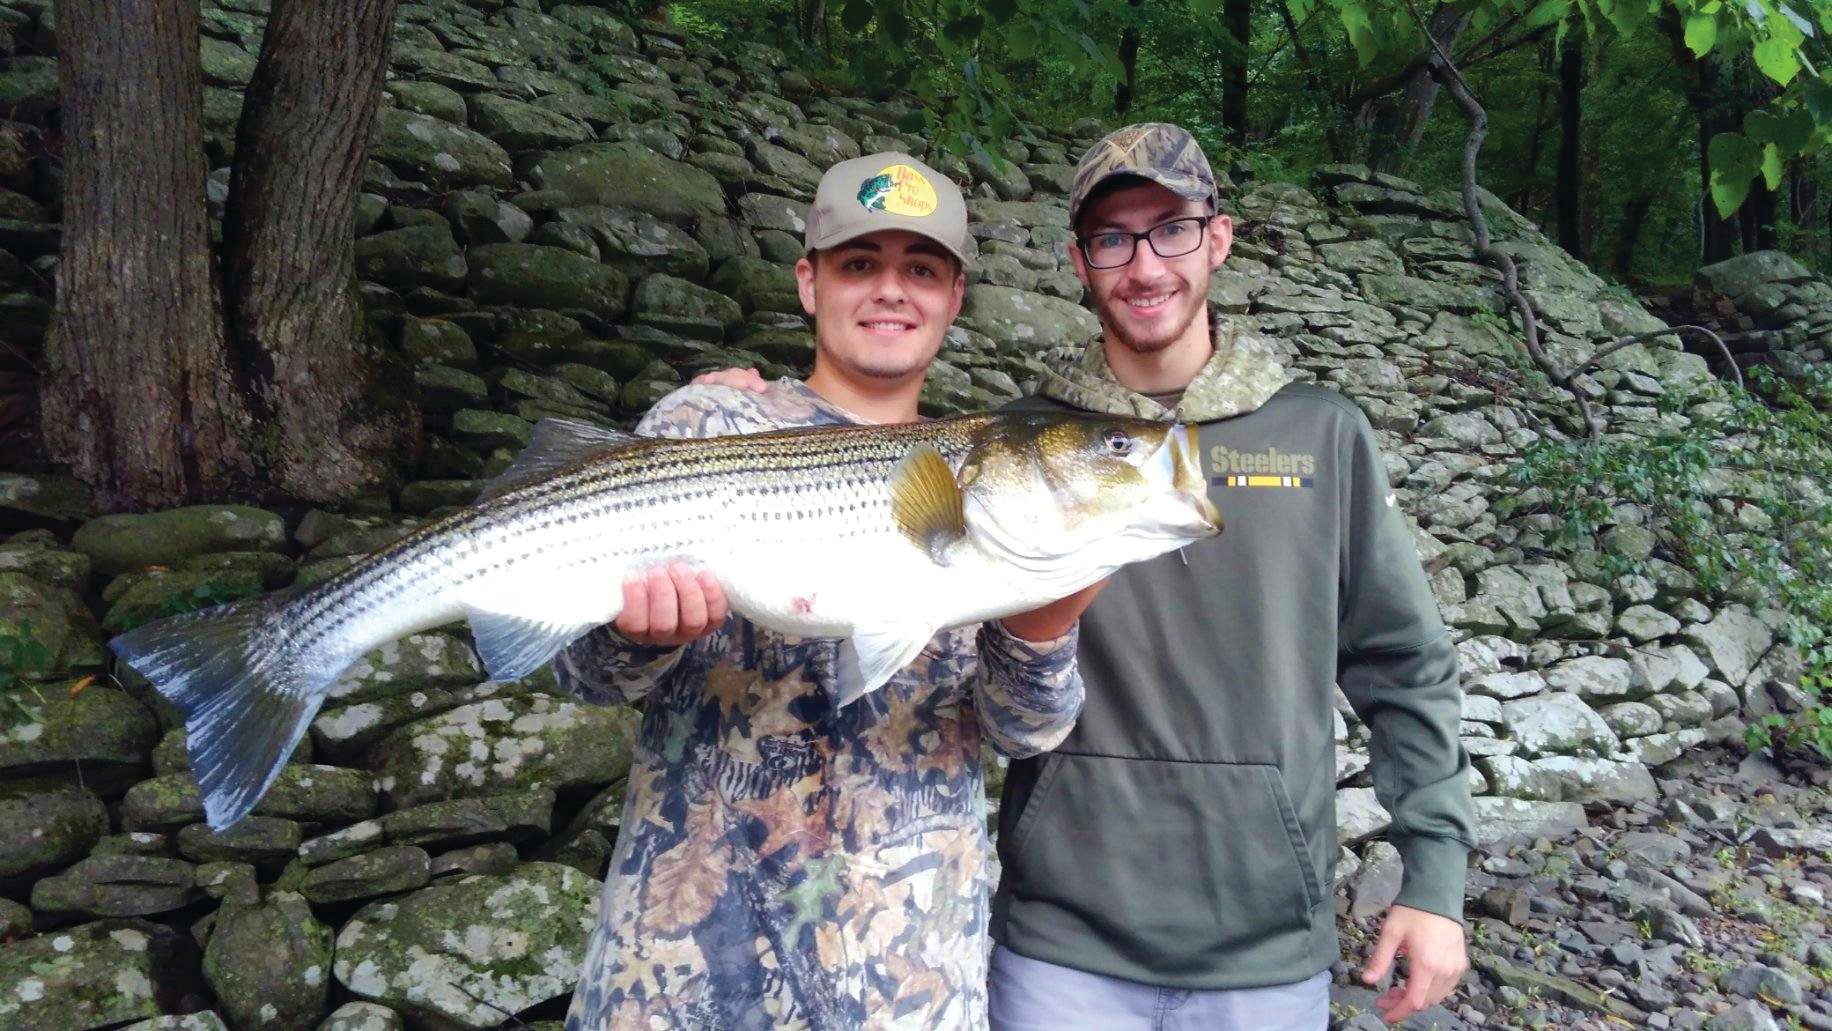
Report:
1209,444,1316,489
856,164,940,217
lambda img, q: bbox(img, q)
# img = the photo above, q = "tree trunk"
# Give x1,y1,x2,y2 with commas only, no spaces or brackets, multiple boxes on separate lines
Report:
1555,31,1583,259
222,0,418,502
1115,0,1143,114
1612,194,1653,278
1277,0,1347,160
1364,5,1468,174
40,0,255,511
1222,0,1251,146
1513,55,1552,212
799,0,824,46
1744,178,1779,251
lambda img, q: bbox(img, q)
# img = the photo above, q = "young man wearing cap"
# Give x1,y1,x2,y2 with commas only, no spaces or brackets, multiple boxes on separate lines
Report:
985,124,1475,1029
555,153,1100,1030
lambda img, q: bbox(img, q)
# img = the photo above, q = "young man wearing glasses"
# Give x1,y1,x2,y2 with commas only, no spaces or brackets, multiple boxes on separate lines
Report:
987,123,1475,1029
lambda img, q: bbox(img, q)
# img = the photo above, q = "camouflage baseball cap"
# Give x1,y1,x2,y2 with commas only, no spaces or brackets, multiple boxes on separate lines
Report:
1069,123,1218,228
804,152,971,265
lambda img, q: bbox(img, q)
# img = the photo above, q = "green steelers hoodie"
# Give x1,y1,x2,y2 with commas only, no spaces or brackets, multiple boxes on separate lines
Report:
990,309,1475,989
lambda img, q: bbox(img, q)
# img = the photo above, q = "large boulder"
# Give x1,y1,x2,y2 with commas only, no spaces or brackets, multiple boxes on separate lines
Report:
466,243,630,322
31,854,200,921
203,892,333,1031
960,285,1099,351
466,95,590,152
122,765,376,832
300,846,432,904
370,110,513,189
370,695,639,809
630,273,743,341
1680,605,1774,689
1499,692,1620,757
72,506,286,577
356,226,469,294
326,633,485,707
553,206,712,282
0,575,104,676
332,863,598,1028
0,779,108,887
0,684,158,792
1541,656,1640,704
529,142,727,222
0,919,206,1029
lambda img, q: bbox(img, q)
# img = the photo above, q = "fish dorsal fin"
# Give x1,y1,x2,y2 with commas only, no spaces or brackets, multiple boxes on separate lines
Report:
835,621,936,707
888,445,965,564
477,418,638,501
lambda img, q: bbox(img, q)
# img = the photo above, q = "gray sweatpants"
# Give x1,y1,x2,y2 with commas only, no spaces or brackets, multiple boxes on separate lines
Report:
987,945,1331,1031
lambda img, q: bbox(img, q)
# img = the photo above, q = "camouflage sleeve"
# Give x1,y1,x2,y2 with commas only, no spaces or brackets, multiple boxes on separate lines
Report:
550,385,775,703
551,624,687,705
633,383,796,440
973,622,1085,759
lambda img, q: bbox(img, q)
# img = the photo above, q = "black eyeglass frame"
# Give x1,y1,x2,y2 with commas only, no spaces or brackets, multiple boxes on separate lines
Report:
1075,215,1216,270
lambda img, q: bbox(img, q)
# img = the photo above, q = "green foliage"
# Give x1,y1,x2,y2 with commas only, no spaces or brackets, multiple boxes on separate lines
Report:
1315,0,1830,218
1508,365,1832,761
0,619,53,727
0,618,52,690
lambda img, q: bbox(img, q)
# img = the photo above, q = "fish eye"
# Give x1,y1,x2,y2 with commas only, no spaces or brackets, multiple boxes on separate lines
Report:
1103,429,1133,456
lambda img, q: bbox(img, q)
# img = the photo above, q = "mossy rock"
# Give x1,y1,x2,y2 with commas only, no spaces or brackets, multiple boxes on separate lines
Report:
465,243,630,323
332,863,597,1028
0,684,158,792
0,919,205,1029
0,778,107,885
203,892,333,1030
101,568,267,634
528,142,727,222
72,505,286,578
370,695,638,810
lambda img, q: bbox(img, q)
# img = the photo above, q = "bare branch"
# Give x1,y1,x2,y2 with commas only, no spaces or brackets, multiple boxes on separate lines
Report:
1577,326,1744,391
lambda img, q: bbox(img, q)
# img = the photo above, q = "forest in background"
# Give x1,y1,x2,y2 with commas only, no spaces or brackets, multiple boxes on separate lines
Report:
646,0,1832,286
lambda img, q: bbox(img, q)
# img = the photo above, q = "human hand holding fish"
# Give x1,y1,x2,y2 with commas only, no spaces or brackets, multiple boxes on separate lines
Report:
615,562,730,646
109,411,1221,830
692,366,769,393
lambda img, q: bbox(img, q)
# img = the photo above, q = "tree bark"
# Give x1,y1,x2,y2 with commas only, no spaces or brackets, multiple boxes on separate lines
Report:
1115,0,1143,114
223,0,418,502
799,0,824,46
41,0,255,511
1222,0,1251,146
1276,1,1347,159
1612,194,1653,278
1555,31,1583,259
1363,4,1468,173
1744,178,1779,252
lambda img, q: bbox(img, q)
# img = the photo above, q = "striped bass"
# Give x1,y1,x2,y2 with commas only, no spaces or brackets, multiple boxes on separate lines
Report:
109,411,1221,829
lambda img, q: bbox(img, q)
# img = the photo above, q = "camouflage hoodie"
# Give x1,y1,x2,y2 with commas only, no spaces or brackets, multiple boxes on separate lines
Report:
1034,306,1294,421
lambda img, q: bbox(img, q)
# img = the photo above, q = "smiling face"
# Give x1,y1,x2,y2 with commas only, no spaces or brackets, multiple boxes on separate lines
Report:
796,230,966,387
1070,179,1232,360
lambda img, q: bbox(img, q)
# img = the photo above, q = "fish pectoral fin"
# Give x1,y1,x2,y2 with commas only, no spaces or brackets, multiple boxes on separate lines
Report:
835,622,935,707
888,444,965,565
476,418,639,502
464,607,604,683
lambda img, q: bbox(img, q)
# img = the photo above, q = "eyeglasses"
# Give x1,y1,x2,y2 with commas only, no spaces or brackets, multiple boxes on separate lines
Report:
1076,216,1213,270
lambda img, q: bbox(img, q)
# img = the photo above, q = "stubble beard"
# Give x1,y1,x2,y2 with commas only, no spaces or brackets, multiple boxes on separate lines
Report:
1099,285,1205,357
820,333,939,383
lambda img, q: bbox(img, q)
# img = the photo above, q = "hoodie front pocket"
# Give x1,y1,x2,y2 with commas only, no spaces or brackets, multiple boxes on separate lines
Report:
1001,753,1324,981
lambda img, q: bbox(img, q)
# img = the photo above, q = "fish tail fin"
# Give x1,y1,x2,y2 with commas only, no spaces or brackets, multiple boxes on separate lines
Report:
108,588,326,831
